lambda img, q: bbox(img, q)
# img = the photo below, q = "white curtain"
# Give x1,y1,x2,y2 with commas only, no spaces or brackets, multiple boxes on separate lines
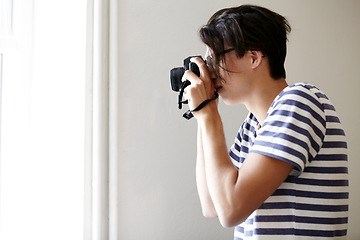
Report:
85,0,119,239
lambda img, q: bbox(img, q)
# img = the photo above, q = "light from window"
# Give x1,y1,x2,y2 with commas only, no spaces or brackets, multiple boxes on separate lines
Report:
0,1,86,239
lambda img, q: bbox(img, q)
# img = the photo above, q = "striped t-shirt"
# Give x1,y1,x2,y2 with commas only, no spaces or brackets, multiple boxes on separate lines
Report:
229,83,348,240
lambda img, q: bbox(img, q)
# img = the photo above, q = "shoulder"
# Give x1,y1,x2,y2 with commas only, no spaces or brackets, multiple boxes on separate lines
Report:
252,83,328,175
268,82,327,130
272,83,327,111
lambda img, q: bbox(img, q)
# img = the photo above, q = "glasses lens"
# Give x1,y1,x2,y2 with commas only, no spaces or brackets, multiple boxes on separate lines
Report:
206,55,215,73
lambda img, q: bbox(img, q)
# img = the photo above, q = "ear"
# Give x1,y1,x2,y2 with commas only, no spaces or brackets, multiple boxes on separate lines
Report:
249,51,263,69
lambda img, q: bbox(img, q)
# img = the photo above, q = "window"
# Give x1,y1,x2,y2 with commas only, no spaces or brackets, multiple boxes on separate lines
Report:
0,1,86,239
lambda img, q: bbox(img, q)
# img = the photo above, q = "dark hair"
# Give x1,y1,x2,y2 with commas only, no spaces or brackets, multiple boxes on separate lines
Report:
200,5,291,79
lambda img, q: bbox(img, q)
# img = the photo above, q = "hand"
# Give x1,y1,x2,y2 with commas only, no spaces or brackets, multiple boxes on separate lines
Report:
182,57,217,112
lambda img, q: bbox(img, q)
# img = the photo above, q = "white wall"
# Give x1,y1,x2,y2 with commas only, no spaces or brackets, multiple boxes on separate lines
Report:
116,0,360,239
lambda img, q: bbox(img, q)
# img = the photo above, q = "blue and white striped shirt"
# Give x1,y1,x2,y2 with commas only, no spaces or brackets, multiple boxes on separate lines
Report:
230,83,348,240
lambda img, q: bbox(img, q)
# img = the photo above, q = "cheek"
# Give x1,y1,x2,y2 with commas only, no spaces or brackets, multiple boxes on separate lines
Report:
221,74,237,88
222,77,249,104
221,91,240,105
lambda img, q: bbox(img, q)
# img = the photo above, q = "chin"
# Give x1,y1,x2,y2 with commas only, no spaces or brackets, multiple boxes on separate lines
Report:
221,96,242,106
221,98,236,106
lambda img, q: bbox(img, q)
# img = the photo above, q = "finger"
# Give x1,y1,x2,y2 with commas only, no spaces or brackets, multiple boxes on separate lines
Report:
181,69,201,85
190,57,210,81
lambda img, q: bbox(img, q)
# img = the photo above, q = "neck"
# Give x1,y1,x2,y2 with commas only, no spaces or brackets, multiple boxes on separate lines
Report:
244,77,288,126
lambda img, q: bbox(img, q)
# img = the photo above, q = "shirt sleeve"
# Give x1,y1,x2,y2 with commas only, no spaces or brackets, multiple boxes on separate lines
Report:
250,85,326,176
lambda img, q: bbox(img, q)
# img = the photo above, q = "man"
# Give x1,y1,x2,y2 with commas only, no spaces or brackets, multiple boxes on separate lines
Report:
182,5,348,239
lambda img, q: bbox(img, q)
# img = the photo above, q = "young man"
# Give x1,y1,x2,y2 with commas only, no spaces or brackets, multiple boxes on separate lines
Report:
182,5,348,239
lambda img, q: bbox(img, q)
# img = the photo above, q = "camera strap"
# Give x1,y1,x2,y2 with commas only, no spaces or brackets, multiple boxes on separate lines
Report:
183,92,219,120
178,80,191,109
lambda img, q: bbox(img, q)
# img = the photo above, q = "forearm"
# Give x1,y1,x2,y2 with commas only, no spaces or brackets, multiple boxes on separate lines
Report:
197,104,240,226
197,106,293,228
196,123,217,217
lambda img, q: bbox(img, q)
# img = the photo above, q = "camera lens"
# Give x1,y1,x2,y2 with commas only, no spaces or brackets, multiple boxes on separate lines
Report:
170,67,185,92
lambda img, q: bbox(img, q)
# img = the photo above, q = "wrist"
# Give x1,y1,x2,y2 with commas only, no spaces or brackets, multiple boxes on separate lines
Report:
193,100,219,120
183,92,219,120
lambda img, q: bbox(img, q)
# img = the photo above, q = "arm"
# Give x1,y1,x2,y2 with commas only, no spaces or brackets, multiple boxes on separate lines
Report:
183,57,293,227
197,103,293,227
195,124,217,218
182,58,218,217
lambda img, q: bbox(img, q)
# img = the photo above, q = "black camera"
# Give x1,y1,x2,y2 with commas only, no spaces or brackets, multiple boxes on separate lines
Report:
169,55,217,120
170,56,203,92
170,56,203,111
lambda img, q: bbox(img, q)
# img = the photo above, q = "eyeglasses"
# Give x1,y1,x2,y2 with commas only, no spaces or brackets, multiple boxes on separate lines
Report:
205,48,235,74
219,48,236,55
206,48,265,74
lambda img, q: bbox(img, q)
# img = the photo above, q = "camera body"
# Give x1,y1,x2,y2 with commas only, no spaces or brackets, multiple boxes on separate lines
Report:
170,55,215,120
170,56,203,92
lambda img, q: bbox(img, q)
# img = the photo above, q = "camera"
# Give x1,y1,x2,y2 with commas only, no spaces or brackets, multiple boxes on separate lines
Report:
169,56,204,119
169,55,217,120
170,56,203,92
